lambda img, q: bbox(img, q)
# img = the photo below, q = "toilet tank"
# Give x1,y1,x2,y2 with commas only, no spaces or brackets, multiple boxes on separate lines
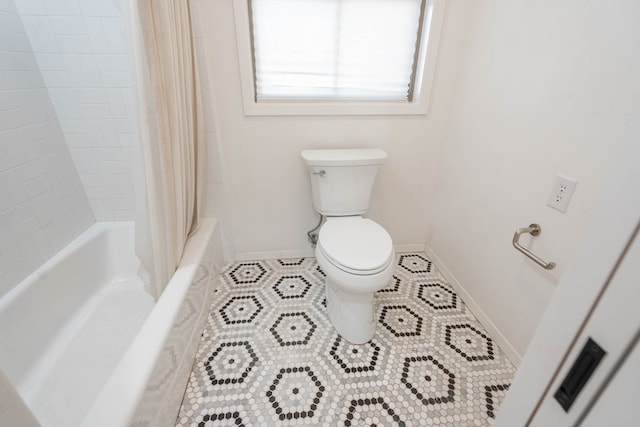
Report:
301,149,387,216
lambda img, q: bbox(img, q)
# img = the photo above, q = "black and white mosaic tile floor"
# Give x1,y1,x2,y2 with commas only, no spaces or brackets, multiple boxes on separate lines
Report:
176,253,516,427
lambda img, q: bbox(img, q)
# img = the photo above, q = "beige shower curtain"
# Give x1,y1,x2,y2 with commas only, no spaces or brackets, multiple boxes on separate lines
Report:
133,0,204,299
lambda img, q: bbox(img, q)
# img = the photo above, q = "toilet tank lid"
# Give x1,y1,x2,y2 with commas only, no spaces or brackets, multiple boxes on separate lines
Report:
301,149,387,166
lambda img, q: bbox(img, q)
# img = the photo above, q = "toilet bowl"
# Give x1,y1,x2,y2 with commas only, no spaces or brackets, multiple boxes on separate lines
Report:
315,217,394,344
301,148,394,344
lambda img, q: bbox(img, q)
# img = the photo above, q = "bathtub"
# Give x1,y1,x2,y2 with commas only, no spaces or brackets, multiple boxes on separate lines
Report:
0,218,223,426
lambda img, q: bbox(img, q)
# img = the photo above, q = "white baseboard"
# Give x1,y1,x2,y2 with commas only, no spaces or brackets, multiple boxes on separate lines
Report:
235,248,315,261
394,243,427,253
425,247,522,367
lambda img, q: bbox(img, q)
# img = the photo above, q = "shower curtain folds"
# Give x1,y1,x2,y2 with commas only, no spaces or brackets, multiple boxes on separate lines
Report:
134,0,204,299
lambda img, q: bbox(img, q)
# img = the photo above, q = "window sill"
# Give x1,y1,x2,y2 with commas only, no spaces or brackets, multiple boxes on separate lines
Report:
241,100,430,117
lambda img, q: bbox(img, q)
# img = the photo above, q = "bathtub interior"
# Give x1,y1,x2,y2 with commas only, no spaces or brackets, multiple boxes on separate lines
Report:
0,219,223,427
0,223,155,426
82,218,222,427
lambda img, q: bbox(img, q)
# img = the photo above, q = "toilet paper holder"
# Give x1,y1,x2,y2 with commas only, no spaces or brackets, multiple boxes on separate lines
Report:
512,223,556,270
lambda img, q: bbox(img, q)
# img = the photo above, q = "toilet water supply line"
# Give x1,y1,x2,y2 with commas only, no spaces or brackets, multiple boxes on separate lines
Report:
307,215,325,247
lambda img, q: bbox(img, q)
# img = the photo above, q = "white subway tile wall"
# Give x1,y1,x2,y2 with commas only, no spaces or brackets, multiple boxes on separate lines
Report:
14,0,137,221
0,0,94,297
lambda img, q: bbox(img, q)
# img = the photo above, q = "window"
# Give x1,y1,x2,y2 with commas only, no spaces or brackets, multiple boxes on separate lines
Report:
233,0,445,115
252,0,423,102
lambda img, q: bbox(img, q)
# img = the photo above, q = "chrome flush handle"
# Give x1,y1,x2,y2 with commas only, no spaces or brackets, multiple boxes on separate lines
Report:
313,170,326,177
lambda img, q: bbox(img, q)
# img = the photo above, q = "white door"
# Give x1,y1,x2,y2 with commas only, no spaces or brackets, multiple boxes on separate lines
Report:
527,223,640,425
580,335,640,426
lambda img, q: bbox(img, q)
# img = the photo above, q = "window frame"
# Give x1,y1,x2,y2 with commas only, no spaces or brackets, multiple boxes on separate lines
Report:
232,0,446,116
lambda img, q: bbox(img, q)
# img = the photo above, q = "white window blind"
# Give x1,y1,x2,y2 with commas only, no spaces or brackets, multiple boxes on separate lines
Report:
250,0,425,102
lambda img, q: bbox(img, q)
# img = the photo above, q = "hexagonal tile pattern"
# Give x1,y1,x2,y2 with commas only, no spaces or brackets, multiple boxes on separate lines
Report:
401,355,455,406
417,281,459,311
204,340,258,387
275,258,305,267
445,323,495,362
191,407,247,427
398,253,432,274
217,295,265,326
264,257,316,270
328,336,383,375
266,366,325,421
270,311,318,347
271,274,314,300
341,395,407,426
378,274,402,294
312,285,327,313
379,304,424,338
484,383,510,419
310,262,326,285
225,261,270,287
176,253,516,427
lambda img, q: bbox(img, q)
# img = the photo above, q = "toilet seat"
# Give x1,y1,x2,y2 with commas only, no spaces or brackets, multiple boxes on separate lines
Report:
317,217,393,275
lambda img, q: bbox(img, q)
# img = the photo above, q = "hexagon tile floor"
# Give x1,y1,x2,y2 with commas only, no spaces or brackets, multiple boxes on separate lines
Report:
176,253,516,427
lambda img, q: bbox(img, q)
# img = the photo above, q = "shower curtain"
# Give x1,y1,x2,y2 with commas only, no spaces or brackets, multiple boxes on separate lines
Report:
131,0,204,299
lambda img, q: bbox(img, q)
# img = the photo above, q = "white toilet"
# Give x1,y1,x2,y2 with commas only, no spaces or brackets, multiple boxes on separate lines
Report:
301,148,394,344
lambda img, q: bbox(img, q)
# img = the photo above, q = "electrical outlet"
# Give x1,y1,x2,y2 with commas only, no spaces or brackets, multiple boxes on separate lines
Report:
547,175,578,213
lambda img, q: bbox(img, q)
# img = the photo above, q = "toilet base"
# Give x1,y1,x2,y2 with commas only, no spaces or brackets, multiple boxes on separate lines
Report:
325,279,376,344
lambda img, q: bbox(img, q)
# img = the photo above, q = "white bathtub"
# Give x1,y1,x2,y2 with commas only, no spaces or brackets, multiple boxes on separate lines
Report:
0,219,223,426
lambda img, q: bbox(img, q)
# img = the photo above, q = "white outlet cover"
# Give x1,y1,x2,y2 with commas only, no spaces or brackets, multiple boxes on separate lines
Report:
547,175,578,213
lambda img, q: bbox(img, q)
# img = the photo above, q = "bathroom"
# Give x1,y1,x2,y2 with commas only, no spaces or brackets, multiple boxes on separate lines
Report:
1,0,639,425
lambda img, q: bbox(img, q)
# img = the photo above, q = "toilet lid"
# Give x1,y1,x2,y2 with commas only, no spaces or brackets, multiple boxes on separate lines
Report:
318,218,393,274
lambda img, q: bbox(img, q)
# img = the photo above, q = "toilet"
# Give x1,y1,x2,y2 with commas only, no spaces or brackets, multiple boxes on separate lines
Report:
301,148,394,344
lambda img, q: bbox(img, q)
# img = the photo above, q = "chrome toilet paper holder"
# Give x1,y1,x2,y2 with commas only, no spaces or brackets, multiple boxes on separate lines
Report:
512,223,556,270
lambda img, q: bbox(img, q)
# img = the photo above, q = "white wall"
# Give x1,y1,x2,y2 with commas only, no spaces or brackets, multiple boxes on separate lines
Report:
0,0,94,297
497,145,640,425
191,1,234,261
195,0,472,259
14,0,137,221
428,0,640,361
